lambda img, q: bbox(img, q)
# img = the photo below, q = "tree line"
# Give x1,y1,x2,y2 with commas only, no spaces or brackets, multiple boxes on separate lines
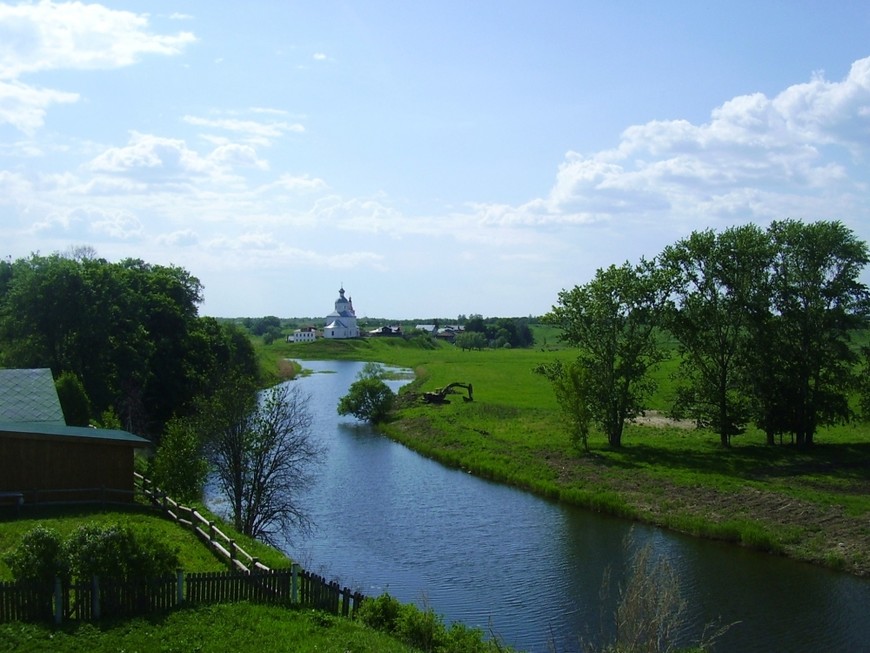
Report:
0,249,258,438
541,219,870,449
0,249,323,545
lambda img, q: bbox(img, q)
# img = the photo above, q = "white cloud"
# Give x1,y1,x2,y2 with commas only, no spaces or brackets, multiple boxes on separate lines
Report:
183,114,305,146
0,1,195,131
0,78,78,133
472,56,870,230
157,229,199,247
86,132,268,189
0,1,195,77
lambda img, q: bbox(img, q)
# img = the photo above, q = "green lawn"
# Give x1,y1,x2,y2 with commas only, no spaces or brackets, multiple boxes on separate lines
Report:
0,603,417,653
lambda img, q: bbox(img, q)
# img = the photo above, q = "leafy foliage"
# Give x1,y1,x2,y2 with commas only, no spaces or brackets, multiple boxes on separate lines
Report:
534,358,592,452
547,259,670,448
337,364,396,423
64,523,179,580
464,314,535,348
0,252,258,437
152,415,208,503
357,593,500,652
661,224,772,445
3,526,68,587
5,523,178,586
55,371,91,427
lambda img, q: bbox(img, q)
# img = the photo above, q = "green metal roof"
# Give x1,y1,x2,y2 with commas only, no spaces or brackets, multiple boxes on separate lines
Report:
0,368,66,425
0,421,150,446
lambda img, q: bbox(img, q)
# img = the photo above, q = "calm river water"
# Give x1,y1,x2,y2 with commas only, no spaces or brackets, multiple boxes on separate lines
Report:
277,360,870,653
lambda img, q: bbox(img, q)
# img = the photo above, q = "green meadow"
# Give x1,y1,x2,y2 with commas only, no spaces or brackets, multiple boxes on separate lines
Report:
266,331,870,576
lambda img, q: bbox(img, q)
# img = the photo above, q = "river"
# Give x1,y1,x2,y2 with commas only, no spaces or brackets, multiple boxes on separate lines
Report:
277,360,870,653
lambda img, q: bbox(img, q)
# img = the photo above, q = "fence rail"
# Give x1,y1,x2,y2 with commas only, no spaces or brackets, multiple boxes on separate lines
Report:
0,567,364,625
134,473,268,573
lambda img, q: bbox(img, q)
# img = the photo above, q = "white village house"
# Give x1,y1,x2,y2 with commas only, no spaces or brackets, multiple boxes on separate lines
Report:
323,286,360,339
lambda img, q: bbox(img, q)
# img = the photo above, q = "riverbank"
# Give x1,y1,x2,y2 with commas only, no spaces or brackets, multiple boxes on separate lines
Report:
271,337,870,578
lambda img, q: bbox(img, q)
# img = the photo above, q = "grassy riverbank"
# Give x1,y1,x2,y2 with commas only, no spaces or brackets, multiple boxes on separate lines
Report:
268,335,870,576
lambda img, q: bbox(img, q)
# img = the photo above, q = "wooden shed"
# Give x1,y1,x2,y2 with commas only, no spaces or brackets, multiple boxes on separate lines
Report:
0,368,150,505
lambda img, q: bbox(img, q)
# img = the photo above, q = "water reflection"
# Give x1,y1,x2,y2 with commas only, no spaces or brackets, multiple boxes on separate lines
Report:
279,360,870,653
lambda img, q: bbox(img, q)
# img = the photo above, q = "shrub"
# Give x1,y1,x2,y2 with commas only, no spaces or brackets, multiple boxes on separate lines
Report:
64,523,180,580
153,415,207,503
396,603,443,652
55,371,90,427
337,377,395,423
4,526,68,588
357,592,403,632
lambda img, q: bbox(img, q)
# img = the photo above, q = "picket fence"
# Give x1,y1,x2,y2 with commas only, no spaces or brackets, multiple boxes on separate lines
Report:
0,566,364,624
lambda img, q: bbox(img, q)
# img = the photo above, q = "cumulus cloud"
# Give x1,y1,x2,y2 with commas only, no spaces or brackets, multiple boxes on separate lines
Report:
0,78,78,134
0,1,195,131
473,56,870,229
86,132,268,188
29,205,142,241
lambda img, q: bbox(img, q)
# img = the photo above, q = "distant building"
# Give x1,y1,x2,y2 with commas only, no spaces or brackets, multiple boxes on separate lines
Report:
369,325,403,337
288,326,318,343
324,287,360,339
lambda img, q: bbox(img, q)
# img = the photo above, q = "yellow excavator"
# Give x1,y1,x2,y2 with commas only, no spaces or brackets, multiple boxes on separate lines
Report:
423,382,473,404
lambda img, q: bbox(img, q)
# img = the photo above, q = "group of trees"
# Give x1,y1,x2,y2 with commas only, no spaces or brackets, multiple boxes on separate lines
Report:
0,249,324,544
543,220,869,449
459,315,535,349
0,250,258,438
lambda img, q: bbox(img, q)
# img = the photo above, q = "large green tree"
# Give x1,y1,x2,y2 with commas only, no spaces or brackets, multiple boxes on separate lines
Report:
759,220,870,446
547,259,670,448
662,225,773,446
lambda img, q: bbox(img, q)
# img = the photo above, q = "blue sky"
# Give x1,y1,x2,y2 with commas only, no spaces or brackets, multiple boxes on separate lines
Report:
2,1,870,319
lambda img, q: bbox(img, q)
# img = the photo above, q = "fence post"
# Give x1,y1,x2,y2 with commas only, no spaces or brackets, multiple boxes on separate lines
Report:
291,563,299,604
176,569,184,606
230,540,236,565
54,576,63,625
209,521,216,541
92,575,101,619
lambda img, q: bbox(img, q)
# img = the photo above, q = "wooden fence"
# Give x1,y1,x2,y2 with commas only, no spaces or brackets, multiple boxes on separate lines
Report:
0,567,365,624
134,473,269,574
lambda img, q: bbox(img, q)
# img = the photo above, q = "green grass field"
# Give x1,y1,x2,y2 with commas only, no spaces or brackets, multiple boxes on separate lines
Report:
262,333,870,576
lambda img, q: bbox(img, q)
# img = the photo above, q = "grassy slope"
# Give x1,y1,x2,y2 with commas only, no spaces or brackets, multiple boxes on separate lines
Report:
266,333,870,576
0,505,417,652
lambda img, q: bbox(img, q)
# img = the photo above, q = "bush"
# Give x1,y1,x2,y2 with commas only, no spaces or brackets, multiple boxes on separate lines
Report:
5,524,180,587
357,592,403,632
4,526,68,588
65,523,179,580
357,593,503,652
337,377,395,423
153,415,207,503
55,371,90,427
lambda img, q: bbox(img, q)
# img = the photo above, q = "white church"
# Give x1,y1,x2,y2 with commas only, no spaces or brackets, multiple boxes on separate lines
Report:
324,286,360,339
